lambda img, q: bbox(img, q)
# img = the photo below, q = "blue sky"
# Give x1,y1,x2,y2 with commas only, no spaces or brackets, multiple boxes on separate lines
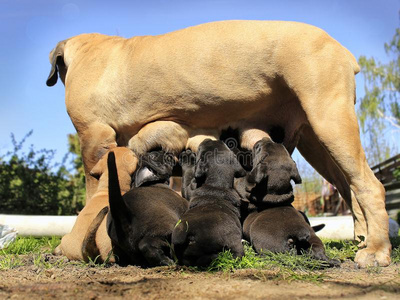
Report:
1,0,399,166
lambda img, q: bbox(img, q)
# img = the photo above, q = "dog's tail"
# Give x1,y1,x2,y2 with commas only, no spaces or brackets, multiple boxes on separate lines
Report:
171,220,189,261
107,151,131,242
108,151,123,208
81,206,109,263
298,210,325,233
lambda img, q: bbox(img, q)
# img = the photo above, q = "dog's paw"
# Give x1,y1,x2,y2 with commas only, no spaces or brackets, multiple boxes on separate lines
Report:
158,256,176,267
52,245,63,256
355,247,391,267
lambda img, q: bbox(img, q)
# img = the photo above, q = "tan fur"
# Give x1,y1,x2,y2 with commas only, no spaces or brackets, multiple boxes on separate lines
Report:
54,147,137,262
48,20,390,267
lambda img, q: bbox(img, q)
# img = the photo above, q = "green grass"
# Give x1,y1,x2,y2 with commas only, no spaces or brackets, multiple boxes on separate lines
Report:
0,236,60,255
0,236,61,270
0,236,399,277
207,237,400,281
389,236,400,263
207,243,331,282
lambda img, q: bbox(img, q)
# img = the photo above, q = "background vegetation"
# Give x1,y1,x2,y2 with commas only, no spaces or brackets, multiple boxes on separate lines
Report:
0,131,85,215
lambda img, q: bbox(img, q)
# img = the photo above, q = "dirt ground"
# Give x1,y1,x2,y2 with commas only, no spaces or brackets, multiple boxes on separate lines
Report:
0,255,399,300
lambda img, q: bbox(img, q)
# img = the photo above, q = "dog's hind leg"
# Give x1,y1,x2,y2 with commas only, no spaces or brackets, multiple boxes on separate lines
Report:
297,125,367,247
293,63,390,267
138,237,175,267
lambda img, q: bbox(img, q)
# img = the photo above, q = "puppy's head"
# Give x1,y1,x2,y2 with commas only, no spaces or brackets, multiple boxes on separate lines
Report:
90,147,138,192
134,150,175,187
247,138,301,204
194,139,246,184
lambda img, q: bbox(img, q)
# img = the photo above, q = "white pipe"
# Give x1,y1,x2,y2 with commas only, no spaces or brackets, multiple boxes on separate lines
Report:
0,214,76,237
0,214,397,238
0,214,355,238
309,216,355,240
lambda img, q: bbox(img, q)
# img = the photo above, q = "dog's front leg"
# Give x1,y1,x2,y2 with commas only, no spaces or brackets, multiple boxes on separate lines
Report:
79,122,118,202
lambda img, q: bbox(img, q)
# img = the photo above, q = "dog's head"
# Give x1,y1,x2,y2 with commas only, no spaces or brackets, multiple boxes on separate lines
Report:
134,150,175,187
194,139,246,187
90,147,138,193
246,138,302,204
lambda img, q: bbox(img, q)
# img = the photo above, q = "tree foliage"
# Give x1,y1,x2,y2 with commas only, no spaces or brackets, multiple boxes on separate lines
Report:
0,131,85,215
358,27,400,166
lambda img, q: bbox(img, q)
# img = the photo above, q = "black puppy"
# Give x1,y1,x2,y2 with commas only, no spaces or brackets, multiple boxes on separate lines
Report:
106,150,188,267
172,139,246,267
242,203,338,265
236,138,302,205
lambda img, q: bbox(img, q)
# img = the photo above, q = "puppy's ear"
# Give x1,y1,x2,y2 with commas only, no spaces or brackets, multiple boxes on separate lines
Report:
233,156,246,178
194,160,208,180
248,165,267,185
135,167,162,187
298,210,311,225
290,164,302,184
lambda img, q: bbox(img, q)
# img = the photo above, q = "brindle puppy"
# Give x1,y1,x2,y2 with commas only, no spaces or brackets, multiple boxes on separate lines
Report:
172,139,246,267
237,138,302,205
106,150,188,267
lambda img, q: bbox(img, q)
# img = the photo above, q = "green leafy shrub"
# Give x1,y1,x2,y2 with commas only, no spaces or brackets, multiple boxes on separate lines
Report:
0,131,85,215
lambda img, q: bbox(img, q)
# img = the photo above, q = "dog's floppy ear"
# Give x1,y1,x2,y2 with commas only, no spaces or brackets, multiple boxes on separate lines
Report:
135,167,162,187
290,163,302,184
233,156,246,178
298,210,311,225
46,40,67,87
194,159,208,180
248,164,267,185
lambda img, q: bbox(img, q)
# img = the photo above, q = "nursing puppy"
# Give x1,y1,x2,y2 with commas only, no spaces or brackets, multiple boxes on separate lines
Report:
107,150,188,267
243,204,339,266
172,140,246,267
54,147,137,262
237,137,302,205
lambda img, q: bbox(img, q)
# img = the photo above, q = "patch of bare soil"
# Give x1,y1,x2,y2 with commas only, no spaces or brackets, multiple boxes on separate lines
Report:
0,256,399,300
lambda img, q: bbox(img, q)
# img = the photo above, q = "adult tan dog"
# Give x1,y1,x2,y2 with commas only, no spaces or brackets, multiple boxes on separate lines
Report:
47,20,390,267
54,147,137,262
